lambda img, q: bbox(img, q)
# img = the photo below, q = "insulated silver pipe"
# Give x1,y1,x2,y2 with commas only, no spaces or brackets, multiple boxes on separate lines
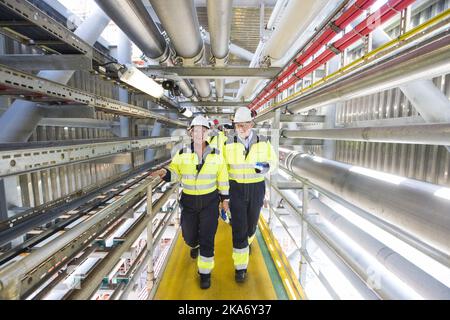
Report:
308,197,450,299
281,123,450,146
275,187,413,299
95,0,195,99
256,32,450,122
286,33,450,114
279,148,450,257
207,0,233,100
150,0,211,98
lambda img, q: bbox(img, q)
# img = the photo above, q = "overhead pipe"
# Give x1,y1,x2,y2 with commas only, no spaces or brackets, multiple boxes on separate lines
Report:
150,0,211,99
95,0,196,100
0,6,110,143
368,25,450,124
279,148,450,258
255,30,450,122
207,0,233,101
251,0,416,110
254,0,376,106
281,123,450,146
237,0,335,100
202,30,254,62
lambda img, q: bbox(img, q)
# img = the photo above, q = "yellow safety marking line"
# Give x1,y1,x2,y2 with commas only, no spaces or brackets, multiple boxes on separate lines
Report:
154,219,278,300
258,216,306,300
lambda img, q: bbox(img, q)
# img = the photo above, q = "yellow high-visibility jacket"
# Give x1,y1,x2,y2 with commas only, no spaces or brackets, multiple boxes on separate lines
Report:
223,132,278,184
208,130,227,153
168,142,229,198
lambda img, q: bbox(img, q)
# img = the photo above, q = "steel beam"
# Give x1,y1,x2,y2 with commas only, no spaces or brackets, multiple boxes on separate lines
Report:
0,55,93,71
142,66,282,79
0,0,93,57
279,138,324,146
0,64,186,126
38,105,95,118
0,136,186,177
179,101,251,108
38,118,118,129
0,176,162,299
280,114,325,123
281,123,450,146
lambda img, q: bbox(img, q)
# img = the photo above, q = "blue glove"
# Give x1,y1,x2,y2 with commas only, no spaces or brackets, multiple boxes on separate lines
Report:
220,209,232,225
255,162,270,174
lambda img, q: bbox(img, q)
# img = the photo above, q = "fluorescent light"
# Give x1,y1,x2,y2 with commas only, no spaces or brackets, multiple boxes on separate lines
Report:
119,64,164,98
180,108,193,118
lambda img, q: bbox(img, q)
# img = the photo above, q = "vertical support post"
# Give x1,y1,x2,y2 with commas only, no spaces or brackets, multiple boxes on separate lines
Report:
299,184,309,287
0,179,8,221
268,109,280,227
399,6,411,35
146,184,155,298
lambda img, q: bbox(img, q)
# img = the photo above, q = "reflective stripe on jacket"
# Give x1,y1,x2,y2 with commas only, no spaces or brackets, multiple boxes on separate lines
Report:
168,142,229,196
223,132,278,184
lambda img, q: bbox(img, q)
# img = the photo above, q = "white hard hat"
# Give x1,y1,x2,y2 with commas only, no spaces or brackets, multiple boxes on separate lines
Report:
234,107,253,123
190,115,210,129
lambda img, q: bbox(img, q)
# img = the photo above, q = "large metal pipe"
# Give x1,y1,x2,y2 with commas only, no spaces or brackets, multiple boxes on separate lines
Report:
275,187,413,299
281,123,450,146
308,197,450,299
95,0,195,99
276,31,450,116
207,0,233,101
279,148,450,257
150,0,211,98
237,0,333,100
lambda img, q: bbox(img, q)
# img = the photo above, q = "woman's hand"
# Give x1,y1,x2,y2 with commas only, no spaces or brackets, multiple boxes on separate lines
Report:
151,168,167,179
222,199,230,212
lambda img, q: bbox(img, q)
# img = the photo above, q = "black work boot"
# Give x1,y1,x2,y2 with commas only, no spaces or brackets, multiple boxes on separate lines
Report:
190,247,199,259
235,269,247,283
199,273,211,289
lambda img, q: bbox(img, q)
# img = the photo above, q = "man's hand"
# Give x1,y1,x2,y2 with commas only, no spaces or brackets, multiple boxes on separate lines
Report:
222,199,230,212
151,168,167,179
255,162,270,174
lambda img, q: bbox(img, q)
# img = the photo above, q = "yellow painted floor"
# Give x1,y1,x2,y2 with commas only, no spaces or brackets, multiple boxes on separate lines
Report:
154,219,278,300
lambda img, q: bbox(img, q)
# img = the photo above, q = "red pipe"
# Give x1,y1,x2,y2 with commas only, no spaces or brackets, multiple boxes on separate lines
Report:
249,0,376,109
250,0,415,111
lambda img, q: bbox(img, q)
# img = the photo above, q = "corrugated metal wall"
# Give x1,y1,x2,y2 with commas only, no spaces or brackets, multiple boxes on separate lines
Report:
0,34,133,209
333,73,450,187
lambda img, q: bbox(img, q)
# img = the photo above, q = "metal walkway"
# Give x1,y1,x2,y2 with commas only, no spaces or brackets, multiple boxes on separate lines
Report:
153,218,302,300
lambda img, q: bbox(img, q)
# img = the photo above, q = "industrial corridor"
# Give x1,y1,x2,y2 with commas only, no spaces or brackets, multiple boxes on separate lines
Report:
0,0,449,302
